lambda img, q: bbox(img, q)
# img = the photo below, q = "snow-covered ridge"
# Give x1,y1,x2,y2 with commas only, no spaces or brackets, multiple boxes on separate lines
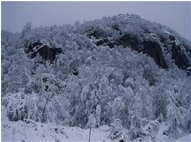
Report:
1,13,191,142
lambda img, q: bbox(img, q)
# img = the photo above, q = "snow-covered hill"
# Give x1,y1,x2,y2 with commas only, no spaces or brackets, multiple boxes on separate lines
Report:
1,14,191,142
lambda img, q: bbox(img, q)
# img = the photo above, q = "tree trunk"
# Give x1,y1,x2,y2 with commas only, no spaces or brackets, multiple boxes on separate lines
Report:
88,127,92,142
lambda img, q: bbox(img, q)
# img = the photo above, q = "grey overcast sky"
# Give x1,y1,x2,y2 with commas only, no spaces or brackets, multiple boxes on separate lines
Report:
1,1,191,41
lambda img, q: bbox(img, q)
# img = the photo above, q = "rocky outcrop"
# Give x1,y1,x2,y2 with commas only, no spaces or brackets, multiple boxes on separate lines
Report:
88,32,168,69
142,41,168,69
86,29,191,73
25,41,62,64
166,34,191,74
119,34,141,52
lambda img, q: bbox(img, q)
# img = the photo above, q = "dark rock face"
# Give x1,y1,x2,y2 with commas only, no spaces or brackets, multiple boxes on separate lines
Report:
87,30,103,39
168,34,191,74
142,41,168,69
24,41,42,54
87,30,191,73
171,44,190,70
169,35,175,41
96,38,109,46
37,45,62,63
25,41,62,64
88,32,168,69
118,35,168,69
119,34,141,52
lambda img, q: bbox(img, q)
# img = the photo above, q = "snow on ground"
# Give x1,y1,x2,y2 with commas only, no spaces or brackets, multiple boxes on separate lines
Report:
176,134,191,142
2,106,111,142
2,119,111,142
2,106,191,142
1,107,116,142
155,123,170,142
155,122,191,142
2,119,191,142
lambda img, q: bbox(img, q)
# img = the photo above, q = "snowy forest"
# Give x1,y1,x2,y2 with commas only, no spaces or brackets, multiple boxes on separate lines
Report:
1,14,191,142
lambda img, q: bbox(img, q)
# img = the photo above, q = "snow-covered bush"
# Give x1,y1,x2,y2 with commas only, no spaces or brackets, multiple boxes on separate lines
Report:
109,119,125,140
3,92,28,121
